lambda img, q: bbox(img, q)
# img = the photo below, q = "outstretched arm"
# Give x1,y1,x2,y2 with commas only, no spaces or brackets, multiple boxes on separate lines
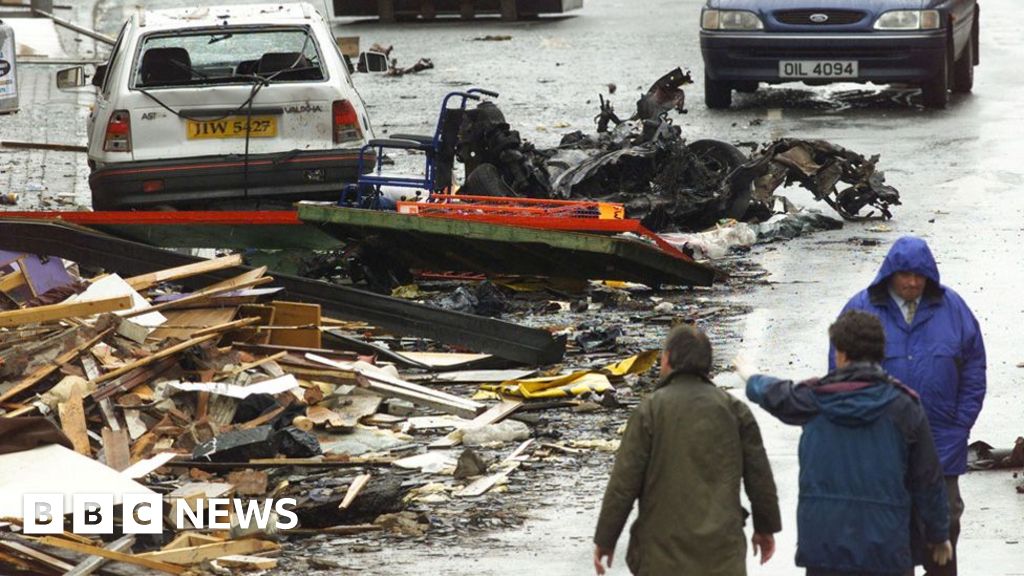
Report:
745,374,819,426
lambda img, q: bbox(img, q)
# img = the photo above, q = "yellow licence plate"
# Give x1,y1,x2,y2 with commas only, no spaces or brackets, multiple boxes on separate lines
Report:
186,116,277,139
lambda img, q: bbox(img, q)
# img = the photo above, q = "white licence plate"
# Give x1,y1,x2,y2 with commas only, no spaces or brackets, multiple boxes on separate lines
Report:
779,60,858,79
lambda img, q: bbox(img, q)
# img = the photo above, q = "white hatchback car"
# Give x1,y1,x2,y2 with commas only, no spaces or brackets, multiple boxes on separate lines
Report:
59,3,374,210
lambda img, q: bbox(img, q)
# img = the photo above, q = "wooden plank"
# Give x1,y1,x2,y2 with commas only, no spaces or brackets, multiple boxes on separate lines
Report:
216,555,279,570
125,254,244,291
0,549,38,573
0,539,75,573
306,355,484,416
58,389,90,456
201,266,267,293
148,307,238,341
0,328,110,404
101,427,131,471
88,333,219,387
160,533,224,552
137,539,280,566
338,473,371,510
456,463,520,497
64,535,135,576
231,304,274,345
0,295,132,327
269,301,321,348
222,351,288,378
0,267,28,295
125,277,272,318
37,536,186,575
192,316,260,337
120,452,179,479
469,398,522,427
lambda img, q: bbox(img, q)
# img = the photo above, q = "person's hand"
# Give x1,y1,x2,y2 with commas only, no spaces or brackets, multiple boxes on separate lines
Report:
751,532,775,564
732,353,758,382
930,540,953,566
593,545,614,575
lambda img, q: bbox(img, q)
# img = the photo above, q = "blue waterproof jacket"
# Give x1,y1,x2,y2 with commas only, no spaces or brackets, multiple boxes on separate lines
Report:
832,236,986,475
748,363,950,574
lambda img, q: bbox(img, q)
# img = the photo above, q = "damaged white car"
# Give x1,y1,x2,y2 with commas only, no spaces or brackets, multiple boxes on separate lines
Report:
58,3,374,210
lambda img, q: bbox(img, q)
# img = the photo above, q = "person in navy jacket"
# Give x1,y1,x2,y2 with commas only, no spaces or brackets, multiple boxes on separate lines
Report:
739,310,952,575
833,236,985,575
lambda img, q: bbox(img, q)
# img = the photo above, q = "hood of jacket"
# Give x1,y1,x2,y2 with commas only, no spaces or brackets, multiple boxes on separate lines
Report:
869,236,942,293
814,362,903,427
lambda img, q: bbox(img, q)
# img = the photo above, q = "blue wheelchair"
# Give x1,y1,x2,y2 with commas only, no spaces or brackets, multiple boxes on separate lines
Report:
340,88,500,209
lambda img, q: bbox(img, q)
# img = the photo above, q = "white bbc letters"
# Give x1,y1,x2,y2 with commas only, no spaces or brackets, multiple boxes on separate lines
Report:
23,494,64,534
122,493,164,534
73,494,114,534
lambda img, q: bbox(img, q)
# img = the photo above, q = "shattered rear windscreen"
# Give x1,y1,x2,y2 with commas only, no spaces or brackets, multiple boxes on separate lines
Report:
133,27,324,88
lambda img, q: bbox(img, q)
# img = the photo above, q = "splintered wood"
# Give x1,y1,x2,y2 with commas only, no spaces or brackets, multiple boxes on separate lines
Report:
0,248,550,574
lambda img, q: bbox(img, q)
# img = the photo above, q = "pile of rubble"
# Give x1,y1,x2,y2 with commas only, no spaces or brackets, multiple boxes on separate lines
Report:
0,248,671,574
454,68,901,232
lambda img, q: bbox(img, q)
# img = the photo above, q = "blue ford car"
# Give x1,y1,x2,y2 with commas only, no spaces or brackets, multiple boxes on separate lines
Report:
699,0,979,109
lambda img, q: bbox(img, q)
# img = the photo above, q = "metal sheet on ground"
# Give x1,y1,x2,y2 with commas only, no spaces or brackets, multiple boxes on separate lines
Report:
296,204,716,287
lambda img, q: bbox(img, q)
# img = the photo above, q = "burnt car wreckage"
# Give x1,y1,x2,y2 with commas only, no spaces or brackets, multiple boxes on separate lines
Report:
333,68,900,288
453,68,900,232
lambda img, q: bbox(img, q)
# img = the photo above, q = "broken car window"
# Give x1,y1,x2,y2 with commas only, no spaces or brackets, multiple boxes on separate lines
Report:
133,27,324,88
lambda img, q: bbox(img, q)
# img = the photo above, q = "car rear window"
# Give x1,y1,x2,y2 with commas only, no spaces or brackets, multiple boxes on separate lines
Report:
133,27,325,88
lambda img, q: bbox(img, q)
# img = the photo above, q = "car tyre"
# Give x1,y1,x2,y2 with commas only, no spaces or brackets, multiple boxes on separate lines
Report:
704,73,732,109
687,139,752,219
921,52,949,109
952,28,975,93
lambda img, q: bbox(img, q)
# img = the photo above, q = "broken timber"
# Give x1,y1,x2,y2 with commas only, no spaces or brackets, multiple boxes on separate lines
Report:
296,203,716,287
0,220,565,365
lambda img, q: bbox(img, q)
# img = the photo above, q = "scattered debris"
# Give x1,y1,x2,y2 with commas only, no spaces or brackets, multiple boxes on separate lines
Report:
968,438,1024,471
452,68,900,232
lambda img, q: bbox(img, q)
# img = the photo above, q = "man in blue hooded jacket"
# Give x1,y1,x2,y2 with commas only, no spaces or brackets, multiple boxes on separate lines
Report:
834,236,985,575
739,310,951,575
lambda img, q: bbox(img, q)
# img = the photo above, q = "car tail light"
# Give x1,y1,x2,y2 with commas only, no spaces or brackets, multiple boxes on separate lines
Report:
142,180,164,193
332,100,362,144
103,110,132,152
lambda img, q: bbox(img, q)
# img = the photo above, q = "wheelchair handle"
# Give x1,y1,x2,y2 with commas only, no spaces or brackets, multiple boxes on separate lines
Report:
468,88,499,98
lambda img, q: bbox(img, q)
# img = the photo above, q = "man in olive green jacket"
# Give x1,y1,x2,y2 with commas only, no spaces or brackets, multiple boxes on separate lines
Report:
593,325,782,575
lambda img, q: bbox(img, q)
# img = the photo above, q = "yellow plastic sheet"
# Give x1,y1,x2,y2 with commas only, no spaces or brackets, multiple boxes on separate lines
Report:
480,350,658,399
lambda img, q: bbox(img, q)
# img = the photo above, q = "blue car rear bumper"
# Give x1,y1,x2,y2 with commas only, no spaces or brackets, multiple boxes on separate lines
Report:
701,30,947,84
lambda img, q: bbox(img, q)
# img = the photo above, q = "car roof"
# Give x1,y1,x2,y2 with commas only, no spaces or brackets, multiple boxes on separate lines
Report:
137,2,321,31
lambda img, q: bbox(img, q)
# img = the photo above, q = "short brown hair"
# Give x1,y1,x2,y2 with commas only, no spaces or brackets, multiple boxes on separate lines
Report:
663,324,713,375
829,310,886,363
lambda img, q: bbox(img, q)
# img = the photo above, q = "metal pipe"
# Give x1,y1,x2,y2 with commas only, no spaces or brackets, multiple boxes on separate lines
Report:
30,7,115,46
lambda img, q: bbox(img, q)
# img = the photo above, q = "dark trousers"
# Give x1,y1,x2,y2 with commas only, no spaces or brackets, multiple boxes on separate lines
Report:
922,476,964,576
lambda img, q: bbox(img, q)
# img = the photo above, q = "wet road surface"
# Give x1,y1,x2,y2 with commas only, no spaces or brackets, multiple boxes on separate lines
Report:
3,0,1023,574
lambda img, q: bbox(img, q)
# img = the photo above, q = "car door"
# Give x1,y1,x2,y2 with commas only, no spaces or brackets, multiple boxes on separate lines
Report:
89,20,131,163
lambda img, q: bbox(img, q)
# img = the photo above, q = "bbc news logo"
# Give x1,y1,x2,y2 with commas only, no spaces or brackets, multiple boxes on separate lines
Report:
22,494,298,535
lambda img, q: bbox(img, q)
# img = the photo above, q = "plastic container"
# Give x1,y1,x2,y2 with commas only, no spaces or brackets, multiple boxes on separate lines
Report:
0,20,18,114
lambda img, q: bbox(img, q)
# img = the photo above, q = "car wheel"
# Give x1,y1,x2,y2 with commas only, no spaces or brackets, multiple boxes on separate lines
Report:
704,73,732,109
952,28,975,93
921,50,950,109
686,139,752,219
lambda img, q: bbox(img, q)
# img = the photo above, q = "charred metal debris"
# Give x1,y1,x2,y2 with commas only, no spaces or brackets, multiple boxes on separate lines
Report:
454,68,901,232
